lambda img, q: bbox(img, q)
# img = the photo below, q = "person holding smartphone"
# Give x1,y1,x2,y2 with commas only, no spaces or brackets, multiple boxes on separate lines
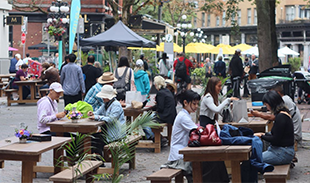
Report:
37,82,66,135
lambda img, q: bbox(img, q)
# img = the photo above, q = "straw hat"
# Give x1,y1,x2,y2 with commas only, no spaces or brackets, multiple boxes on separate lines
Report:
96,85,117,100
97,72,118,84
165,79,177,92
131,100,143,109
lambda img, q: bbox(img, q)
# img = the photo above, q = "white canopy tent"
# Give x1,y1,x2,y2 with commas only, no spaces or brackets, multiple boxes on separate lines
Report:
242,47,285,57
278,46,300,56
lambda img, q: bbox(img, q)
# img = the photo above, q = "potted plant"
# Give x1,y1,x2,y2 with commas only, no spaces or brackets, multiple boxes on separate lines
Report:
15,126,31,143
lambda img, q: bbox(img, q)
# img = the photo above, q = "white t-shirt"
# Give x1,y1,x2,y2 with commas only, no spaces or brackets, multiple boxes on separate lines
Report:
15,59,24,71
168,109,197,161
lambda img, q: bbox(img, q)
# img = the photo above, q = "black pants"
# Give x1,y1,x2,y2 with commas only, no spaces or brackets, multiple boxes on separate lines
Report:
199,115,215,127
64,91,82,107
12,85,30,99
231,76,241,99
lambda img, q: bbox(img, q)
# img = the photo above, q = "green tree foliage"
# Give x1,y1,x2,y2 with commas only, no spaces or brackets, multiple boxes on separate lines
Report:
288,57,301,73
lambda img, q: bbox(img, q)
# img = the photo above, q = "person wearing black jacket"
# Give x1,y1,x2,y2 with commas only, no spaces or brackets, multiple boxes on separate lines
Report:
228,49,244,99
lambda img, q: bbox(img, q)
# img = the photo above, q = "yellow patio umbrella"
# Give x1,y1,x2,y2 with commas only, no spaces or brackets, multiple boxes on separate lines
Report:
209,44,235,54
185,42,214,53
156,42,182,52
232,44,253,51
127,47,157,51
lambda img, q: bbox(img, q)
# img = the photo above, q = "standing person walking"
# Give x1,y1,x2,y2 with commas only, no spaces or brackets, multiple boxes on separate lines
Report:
9,54,18,73
158,52,171,78
213,56,226,78
82,55,102,94
173,52,193,90
205,58,212,78
249,54,259,80
134,59,150,101
228,49,243,99
60,53,85,106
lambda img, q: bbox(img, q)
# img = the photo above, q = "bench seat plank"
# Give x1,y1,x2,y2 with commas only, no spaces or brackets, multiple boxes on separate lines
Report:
264,164,290,183
147,168,183,183
49,160,102,182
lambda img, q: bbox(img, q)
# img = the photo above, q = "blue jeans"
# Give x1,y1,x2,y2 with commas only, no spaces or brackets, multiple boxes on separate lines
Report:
143,127,155,140
263,145,294,165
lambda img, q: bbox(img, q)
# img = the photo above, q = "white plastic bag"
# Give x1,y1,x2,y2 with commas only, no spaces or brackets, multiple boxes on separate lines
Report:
232,100,249,123
125,91,143,107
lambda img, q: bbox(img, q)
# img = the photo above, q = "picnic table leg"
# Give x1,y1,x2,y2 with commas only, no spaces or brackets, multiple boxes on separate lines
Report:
192,162,202,182
153,128,162,153
231,160,242,183
0,160,4,168
129,146,136,169
53,146,63,174
22,161,34,183
30,84,36,100
18,85,23,101
83,136,92,155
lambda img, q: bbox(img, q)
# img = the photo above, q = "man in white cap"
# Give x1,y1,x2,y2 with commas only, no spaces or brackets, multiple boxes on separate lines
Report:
37,82,66,134
87,85,125,160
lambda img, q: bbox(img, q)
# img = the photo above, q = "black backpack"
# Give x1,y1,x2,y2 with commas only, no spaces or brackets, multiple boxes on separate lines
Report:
114,67,131,100
175,59,187,78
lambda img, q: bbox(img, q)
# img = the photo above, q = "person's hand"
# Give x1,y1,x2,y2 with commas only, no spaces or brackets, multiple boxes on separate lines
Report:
254,132,264,138
56,112,66,119
230,97,239,101
87,111,94,116
251,110,261,117
89,115,95,120
119,100,126,107
82,93,85,96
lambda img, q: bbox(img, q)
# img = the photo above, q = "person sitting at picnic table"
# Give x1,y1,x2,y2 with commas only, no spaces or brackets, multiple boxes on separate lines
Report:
87,85,125,163
254,90,295,165
12,63,31,100
200,77,238,127
40,62,60,89
161,90,201,183
134,59,150,101
84,72,118,112
37,82,66,134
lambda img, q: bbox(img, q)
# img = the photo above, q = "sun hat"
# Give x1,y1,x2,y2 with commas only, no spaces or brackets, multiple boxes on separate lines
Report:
165,79,177,92
49,82,64,93
162,52,169,59
96,85,117,100
97,72,118,84
136,59,144,67
154,76,166,89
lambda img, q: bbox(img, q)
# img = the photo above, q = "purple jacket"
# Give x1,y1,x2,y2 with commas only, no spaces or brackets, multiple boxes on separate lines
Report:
37,96,59,133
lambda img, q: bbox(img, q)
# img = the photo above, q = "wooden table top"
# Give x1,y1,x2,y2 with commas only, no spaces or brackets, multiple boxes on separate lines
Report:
0,74,15,79
47,118,105,128
179,145,252,155
218,117,269,127
0,136,71,156
14,79,44,84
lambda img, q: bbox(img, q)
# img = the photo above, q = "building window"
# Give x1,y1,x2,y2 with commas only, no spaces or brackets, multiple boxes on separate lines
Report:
300,6,310,19
222,11,226,26
286,5,295,21
237,10,241,25
247,8,251,24
216,16,220,26
207,14,211,27
254,8,257,24
202,12,205,27
194,16,197,27
232,12,235,22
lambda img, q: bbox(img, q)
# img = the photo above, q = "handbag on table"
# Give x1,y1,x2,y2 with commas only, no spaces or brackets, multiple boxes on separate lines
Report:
188,125,222,147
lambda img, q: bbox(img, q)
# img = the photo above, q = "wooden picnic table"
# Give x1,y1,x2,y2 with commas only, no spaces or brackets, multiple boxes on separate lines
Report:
218,117,273,133
123,106,153,120
179,145,252,183
0,136,71,183
247,101,266,111
11,79,45,104
0,74,15,83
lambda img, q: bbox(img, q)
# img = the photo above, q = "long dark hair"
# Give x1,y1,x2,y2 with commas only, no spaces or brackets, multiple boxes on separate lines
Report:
177,90,201,107
204,77,220,106
162,52,168,65
118,57,130,67
262,90,289,115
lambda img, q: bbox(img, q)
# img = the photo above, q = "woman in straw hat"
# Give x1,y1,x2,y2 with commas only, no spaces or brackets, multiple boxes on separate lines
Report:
87,84,125,160
84,72,117,111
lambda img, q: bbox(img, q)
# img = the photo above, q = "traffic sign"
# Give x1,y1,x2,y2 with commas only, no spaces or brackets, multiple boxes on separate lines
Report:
21,33,26,44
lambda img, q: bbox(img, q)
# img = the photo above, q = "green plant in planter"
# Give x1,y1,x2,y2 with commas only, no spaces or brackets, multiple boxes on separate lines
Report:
288,58,301,73
192,67,206,86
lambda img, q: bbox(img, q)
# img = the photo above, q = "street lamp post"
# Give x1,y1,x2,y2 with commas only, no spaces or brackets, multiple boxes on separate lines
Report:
46,0,69,70
174,15,193,53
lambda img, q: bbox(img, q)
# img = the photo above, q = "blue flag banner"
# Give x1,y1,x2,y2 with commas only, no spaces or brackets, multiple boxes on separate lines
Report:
69,0,81,54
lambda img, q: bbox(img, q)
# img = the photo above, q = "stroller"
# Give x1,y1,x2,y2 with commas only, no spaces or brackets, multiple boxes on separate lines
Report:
294,71,310,104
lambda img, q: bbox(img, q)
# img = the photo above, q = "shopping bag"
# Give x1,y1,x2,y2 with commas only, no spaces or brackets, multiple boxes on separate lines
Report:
125,91,143,107
232,100,248,123
222,107,233,123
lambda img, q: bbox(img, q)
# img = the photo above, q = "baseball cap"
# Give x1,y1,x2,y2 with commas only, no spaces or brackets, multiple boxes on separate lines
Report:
136,59,144,66
49,82,64,93
236,48,241,52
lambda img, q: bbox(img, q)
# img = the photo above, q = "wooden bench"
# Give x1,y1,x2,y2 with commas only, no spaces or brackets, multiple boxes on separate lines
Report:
136,124,166,153
4,89,18,106
147,168,183,183
101,135,141,174
39,88,50,98
49,160,102,183
264,164,290,183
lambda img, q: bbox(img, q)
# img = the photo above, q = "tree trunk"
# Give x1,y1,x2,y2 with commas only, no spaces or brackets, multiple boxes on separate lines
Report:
256,0,278,72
